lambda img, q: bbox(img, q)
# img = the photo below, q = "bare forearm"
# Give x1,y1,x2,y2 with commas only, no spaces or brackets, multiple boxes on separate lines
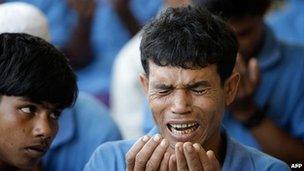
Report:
64,17,94,69
251,118,304,164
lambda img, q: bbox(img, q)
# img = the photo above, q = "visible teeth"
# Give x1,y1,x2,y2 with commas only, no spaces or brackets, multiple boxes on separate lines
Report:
188,123,195,127
168,122,198,135
171,126,197,135
170,123,197,129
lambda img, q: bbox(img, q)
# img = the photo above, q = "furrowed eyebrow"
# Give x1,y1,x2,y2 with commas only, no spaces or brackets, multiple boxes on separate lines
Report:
152,83,173,89
186,81,211,89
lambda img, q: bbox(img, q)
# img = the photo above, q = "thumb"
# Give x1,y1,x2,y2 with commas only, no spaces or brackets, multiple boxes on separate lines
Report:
206,150,221,171
248,58,260,86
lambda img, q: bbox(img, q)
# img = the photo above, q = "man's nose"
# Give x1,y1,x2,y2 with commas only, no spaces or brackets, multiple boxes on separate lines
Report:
32,114,55,139
170,89,192,114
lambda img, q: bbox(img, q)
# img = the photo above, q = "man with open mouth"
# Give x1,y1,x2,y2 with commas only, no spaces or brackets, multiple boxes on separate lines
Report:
85,6,290,171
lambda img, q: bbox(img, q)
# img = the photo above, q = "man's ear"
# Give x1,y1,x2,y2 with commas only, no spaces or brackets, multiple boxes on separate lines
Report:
139,73,149,95
224,71,240,106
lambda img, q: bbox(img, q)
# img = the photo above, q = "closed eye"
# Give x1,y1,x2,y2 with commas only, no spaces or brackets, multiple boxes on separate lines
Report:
153,84,173,95
158,88,172,95
191,88,208,95
186,81,211,95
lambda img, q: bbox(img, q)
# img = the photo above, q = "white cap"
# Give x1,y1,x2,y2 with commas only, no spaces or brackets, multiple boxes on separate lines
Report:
0,2,50,41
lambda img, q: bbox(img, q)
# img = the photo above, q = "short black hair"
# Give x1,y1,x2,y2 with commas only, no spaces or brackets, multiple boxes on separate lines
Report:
192,0,270,19
0,33,78,109
140,6,238,83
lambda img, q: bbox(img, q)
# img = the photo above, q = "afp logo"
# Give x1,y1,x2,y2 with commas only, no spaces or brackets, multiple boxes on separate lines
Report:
291,163,302,169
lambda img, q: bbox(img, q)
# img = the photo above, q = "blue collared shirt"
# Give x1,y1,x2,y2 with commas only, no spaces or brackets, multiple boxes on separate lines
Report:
42,92,122,171
84,127,290,171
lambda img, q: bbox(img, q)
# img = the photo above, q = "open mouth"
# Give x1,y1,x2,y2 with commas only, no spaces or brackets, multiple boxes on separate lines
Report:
167,122,199,135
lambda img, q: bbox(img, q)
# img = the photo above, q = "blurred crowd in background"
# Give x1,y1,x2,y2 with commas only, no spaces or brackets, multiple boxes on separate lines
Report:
0,0,303,170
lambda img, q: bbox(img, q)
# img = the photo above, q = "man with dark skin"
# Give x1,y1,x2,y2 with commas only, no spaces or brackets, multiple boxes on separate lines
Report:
84,6,289,171
0,33,77,171
111,0,192,139
194,0,304,165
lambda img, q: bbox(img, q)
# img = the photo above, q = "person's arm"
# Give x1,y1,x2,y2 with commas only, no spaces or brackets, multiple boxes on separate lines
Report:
111,0,141,36
64,0,96,69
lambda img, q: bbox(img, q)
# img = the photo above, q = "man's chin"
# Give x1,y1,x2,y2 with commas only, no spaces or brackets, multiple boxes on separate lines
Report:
14,156,41,171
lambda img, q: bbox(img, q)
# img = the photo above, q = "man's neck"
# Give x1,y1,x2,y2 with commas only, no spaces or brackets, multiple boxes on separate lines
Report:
203,130,226,166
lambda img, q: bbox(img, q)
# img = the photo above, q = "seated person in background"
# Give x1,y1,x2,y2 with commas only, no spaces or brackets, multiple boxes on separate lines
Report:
193,0,304,164
0,1,50,41
84,6,290,171
0,2,122,171
1,0,161,106
0,33,77,171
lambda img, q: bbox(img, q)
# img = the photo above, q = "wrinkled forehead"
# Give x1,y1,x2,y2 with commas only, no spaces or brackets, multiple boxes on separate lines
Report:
148,62,220,85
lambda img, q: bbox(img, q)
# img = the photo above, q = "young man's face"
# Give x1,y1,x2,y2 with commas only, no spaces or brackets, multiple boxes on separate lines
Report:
0,96,59,170
140,62,239,148
229,16,264,61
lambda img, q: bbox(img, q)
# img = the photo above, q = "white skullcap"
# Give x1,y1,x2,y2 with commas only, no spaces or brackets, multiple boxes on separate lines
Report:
0,2,50,41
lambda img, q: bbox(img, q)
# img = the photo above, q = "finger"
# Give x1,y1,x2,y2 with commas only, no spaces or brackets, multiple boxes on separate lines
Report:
236,80,246,100
169,155,177,171
134,134,162,171
206,150,221,171
241,58,259,97
159,152,170,171
236,53,247,76
235,55,248,99
193,143,212,171
183,142,202,171
175,142,188,170
146,139,170,171
126,135,150,171
248,58,260,88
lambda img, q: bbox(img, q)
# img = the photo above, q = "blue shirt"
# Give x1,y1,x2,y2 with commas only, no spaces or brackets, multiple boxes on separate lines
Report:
266,0,304,45
84,127,290,171
6,0,161,95
143,26,304,149
42,92,122,171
